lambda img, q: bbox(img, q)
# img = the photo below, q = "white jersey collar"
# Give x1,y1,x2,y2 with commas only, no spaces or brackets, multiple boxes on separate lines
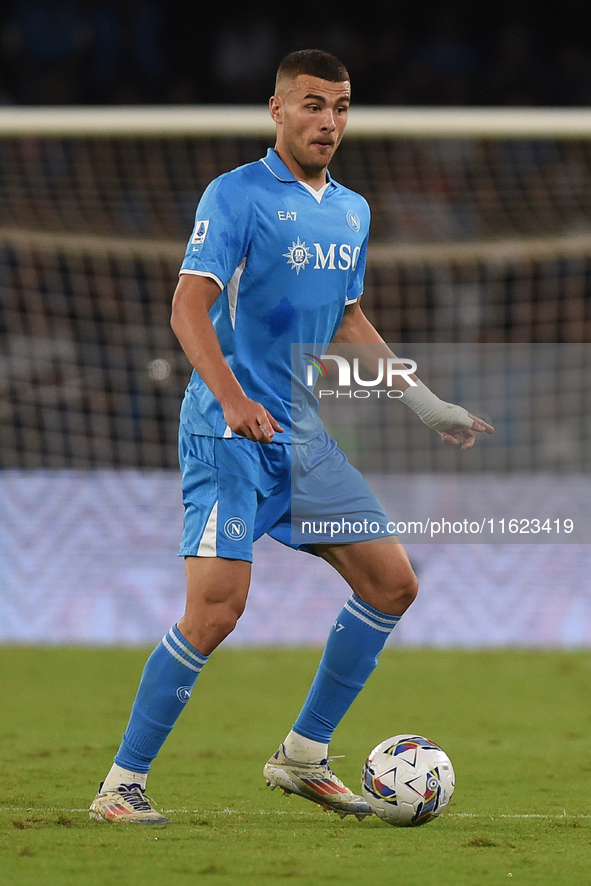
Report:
260,148,335,195
298,180,330,203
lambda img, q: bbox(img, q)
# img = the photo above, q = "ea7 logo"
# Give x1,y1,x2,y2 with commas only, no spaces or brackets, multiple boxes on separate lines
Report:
314,243,361,271
191,220,210,245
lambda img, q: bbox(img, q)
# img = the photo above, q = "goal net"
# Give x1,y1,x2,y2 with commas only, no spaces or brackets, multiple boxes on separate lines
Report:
1,109,590,645
1,107,590,471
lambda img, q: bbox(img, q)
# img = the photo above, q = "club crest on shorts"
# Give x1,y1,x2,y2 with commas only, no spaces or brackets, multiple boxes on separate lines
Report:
224,517,247,541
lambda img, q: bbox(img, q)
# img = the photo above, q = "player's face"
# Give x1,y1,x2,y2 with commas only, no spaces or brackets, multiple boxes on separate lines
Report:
270,75,351,180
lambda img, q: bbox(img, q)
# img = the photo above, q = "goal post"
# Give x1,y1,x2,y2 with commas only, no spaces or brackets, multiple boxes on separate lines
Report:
2,105,591,137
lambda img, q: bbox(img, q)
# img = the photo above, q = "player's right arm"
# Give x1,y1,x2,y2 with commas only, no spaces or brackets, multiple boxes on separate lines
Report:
170,274,283,442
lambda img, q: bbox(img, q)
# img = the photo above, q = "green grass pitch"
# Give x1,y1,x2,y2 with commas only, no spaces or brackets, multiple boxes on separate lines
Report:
1,646,591,886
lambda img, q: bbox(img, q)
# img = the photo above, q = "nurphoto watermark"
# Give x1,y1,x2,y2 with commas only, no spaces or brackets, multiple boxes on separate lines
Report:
290,343,591,545
304,352,417,399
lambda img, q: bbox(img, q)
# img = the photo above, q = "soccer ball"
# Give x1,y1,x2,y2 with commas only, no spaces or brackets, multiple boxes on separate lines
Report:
361,734,455,826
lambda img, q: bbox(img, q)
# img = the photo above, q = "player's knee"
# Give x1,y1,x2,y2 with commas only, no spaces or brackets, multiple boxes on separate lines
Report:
396,571,419,611
179,599,246,652
209,601,245,637
371,569,418,615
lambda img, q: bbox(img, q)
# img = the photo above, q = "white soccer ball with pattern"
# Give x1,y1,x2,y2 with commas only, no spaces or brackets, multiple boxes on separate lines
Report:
361,734,455,826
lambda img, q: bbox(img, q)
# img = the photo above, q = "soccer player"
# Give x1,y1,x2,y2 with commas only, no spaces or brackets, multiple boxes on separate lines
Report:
90,50,493,824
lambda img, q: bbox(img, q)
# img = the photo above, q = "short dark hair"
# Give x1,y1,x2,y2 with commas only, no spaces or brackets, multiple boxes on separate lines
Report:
275,49,349,89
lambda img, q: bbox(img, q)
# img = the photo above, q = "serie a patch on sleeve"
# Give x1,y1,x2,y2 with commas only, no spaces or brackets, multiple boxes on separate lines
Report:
191,220,210,245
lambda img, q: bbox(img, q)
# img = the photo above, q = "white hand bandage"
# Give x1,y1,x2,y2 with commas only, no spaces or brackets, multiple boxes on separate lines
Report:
400,379,473,432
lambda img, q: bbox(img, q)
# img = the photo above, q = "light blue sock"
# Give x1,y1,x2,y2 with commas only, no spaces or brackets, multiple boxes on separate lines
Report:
293,593,400,744
115,624,208,773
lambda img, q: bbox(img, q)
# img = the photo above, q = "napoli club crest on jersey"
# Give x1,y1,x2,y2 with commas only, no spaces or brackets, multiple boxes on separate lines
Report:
346,210,361,232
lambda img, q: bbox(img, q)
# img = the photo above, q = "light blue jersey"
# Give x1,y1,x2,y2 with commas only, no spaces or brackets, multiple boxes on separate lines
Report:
179,147,370,441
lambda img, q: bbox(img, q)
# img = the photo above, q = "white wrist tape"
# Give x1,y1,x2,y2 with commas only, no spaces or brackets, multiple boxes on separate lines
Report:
400,379,473,432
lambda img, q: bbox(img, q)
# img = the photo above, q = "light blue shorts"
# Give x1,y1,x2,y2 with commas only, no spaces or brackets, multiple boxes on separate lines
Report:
178,425,395,561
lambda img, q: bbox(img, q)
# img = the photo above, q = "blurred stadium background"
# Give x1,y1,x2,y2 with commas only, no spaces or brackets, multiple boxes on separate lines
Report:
0,1,590,648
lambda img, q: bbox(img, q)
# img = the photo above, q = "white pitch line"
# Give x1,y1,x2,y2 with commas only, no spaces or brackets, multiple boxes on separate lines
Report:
449,812,591,819
0,807,314,816
1,807,590,819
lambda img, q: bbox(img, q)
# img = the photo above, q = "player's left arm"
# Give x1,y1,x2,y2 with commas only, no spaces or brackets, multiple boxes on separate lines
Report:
331,298,494,450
